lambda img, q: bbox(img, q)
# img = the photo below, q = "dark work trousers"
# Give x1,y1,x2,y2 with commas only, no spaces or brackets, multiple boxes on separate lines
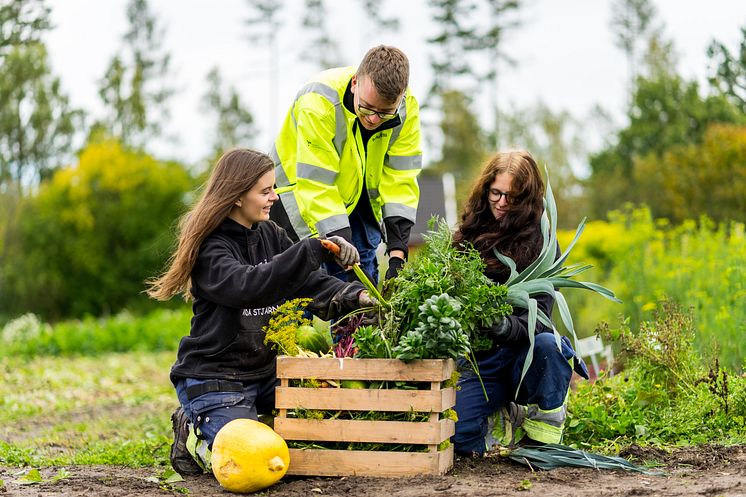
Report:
323,199,382,286
174,376,278,449
453,333,576,455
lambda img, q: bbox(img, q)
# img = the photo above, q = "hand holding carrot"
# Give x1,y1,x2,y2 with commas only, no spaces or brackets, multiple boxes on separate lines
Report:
320,237,389,310
322,236,360,268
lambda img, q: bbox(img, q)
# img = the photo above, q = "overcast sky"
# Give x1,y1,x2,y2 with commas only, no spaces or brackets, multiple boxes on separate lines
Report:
44,0,746,166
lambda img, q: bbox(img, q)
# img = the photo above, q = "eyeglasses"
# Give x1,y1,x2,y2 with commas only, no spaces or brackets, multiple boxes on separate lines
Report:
357,103,398,121
488,188,511,202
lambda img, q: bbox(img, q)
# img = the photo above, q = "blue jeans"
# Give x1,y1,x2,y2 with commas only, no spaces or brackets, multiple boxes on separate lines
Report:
323,204,382,285
174,376,278,449
453,333,577,454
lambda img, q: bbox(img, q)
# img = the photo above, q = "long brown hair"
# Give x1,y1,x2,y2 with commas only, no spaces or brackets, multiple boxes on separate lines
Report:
453,150,545,282
146,148,274,301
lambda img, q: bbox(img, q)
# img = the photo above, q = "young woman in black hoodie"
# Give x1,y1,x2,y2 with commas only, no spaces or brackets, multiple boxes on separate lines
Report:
147,148,374,475
452,150,587,455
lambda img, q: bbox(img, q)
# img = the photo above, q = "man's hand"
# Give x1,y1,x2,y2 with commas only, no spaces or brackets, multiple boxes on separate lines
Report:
325,236,360,267
385,256,405,281
357,291,379,308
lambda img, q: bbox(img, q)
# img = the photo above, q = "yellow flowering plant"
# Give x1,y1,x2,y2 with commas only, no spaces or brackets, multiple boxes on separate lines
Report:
262,298,312,356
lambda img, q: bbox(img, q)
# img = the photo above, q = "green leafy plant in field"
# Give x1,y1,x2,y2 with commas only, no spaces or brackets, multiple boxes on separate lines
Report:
566,300,746,449
384,218,511,353
0,307,191,358
392,293,471,361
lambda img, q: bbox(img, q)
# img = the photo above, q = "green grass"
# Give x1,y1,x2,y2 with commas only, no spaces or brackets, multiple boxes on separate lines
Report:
0,351,176,467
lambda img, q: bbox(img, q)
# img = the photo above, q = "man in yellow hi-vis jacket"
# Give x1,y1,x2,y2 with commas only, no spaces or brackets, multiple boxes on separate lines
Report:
269,45,422,284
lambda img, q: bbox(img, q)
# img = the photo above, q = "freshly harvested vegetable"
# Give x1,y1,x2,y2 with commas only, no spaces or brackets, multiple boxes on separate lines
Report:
211,418,290,493
263,298,312,356
295,324,332,355
341,379,368,389
392,293,470,361
320,239,389,308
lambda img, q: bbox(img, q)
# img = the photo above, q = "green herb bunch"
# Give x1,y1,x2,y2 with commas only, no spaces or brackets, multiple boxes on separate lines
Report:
383,218,512,352
392,293,471,360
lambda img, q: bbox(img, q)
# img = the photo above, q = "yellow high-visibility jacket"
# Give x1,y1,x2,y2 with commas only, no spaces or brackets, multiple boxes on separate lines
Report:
270,66,422,252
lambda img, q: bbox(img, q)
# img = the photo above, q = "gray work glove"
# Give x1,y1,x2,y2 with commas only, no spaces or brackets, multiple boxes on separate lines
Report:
357,290,379,308
484,317,512,345
325,236,360,267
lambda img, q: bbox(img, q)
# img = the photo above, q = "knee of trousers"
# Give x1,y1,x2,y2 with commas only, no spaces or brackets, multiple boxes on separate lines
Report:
453,414,488,454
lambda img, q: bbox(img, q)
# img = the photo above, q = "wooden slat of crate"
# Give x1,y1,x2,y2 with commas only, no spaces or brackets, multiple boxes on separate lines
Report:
275,386,455,412
286,446,454,477
276,356,455,382
275,418,455,444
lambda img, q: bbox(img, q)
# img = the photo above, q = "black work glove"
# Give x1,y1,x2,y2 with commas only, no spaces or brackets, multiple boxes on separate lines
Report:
385,256,405,281
484,317,512,345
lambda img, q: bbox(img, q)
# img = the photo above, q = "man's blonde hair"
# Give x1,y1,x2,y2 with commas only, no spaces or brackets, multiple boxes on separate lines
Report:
357,45,409,103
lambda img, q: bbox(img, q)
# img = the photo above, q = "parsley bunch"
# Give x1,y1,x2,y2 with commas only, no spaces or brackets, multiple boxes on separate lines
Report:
383,218,512,354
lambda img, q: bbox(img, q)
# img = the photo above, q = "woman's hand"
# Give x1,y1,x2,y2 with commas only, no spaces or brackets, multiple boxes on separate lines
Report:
324,236,361,267
357,290,379,308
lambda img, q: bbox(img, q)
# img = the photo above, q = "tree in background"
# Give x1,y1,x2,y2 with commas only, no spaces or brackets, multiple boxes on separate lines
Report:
300,0,343,70
0,0,81,289
588,6,743,220
470,0,521,148
427,0,522,169
0,140,194,320
245,0,284,137
500,102,589,228
359,0,399,45
201,67,258,164
587,73,744,218
95,0,173,149
427,0,479,99
633,123,746,223
610,0,658,98
429,89,487,203
708,24,746,114
0,0,80,191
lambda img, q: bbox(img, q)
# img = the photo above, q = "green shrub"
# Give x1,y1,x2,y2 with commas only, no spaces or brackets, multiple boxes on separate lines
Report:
566,301,746,449
558,208,746,370
0,139,195,320
0,307,191,358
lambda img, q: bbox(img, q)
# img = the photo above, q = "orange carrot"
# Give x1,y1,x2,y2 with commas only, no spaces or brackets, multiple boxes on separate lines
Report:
320,239,340,255
319,238,389,308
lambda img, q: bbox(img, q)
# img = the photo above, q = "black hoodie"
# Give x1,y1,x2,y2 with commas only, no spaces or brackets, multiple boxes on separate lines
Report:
170,218,363,384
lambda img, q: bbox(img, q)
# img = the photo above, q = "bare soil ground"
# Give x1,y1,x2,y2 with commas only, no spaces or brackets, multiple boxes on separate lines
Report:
2,444,744,497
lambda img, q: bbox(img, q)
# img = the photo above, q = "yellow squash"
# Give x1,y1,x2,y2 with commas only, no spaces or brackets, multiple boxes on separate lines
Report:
211,418,290,493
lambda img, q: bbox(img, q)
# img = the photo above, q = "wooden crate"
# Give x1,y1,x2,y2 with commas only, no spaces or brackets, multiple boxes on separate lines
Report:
274,356,456,477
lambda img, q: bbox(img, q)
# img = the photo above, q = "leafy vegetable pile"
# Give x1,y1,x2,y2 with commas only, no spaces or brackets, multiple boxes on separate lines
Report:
265,172,621,392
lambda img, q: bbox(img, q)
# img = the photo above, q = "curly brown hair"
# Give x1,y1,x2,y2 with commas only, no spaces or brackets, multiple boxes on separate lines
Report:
453,150,545,282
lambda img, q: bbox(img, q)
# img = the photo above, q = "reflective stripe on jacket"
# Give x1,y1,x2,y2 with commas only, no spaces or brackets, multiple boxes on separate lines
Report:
271,66,422,240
